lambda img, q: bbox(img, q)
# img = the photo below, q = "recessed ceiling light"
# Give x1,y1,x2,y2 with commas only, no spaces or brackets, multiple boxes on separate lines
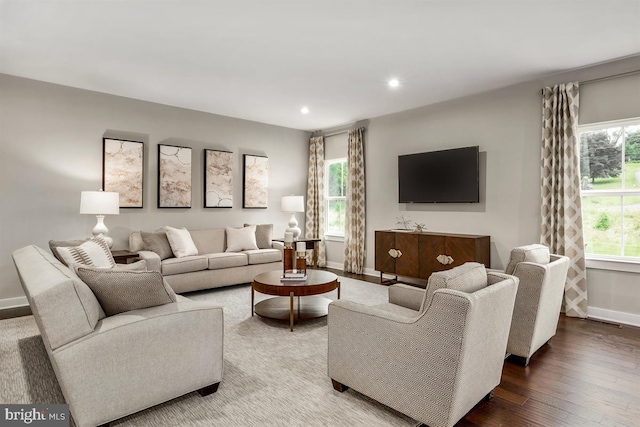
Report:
301,107,310,114
388,79,400,88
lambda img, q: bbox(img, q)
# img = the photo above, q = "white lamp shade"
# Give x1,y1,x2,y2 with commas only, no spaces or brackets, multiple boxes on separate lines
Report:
281,195,304,213
80,191,120,215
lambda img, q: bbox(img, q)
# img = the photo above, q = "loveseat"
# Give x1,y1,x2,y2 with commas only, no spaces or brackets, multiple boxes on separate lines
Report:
12,245,224,427
129,225,284,293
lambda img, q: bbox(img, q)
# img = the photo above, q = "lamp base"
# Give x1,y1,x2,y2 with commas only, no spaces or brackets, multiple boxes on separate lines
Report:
286,213,302,240
92,215,114,248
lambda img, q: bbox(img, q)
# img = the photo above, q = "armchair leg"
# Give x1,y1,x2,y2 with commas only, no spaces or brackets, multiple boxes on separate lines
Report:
331,379,349,392
198,382,220,397
483,389,495,401
507,354,530,367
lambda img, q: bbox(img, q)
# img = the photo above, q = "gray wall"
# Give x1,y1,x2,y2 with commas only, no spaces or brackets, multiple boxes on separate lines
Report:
0,74,310,303
363,56,640,319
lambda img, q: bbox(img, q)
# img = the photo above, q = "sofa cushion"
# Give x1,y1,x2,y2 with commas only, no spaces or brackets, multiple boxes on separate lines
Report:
165,226,199,258
242,248,282,265
505,244,551,275
161,255,209,276
421,262,488,312
244,223,273,249
141,230,174,260
76,267,177,316
53,235,116,268
226,225,259,252
206,252,248,270
190,228,226,254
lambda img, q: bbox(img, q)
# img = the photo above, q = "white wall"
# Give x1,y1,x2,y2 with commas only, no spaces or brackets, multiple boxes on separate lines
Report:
361,56,640,323
0,74,310,304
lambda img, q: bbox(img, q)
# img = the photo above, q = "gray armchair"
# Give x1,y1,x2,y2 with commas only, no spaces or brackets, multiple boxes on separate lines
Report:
12,245,224,427
504,244,570,366
328,263,519,427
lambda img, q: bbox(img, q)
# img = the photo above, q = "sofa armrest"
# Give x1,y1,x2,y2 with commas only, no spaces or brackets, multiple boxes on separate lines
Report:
52,300,223,427
137,250,161,272
271,240,284,257
388,283,425,311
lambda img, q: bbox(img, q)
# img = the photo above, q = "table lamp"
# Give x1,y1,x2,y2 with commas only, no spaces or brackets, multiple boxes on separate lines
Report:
281,195,304,240
80,190,120,248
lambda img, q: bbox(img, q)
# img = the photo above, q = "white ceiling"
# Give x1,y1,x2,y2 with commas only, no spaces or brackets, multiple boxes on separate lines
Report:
1,1,639,131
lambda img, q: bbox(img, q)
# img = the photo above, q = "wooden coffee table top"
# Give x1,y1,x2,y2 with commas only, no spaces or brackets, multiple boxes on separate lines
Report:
252,270,339,297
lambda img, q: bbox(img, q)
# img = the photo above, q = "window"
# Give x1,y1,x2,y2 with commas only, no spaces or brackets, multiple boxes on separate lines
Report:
326,158,347,236
579,118,640,260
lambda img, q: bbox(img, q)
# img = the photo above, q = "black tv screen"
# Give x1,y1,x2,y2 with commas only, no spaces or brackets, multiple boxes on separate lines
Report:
398,146,479,203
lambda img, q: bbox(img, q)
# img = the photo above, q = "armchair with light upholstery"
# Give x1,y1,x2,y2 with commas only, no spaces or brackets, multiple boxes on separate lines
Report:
328,263,519,427
503,244,570,366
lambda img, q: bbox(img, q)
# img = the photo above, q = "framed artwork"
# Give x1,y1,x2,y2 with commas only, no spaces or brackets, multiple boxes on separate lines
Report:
102,138,144,208
204,149,233,208
158,144,192,208
243,154,269,208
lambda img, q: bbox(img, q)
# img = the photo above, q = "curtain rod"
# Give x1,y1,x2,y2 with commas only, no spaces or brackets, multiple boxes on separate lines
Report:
580,69,640,85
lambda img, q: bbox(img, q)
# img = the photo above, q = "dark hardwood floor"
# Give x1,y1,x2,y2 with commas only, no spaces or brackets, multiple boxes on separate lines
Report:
3,268,638,426
330,269,640,427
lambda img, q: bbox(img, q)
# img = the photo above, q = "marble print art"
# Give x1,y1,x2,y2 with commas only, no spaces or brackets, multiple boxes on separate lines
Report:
243,154,268,208
205,150,233,208
103,138,144,208
158,144,192,208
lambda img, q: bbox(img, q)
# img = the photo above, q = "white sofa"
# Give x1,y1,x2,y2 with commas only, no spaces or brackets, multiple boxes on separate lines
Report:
12,245,224,427
129,227,284,294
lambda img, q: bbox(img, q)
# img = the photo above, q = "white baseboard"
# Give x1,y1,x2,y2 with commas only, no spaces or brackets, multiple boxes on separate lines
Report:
0,296,28,310
588,306,640,328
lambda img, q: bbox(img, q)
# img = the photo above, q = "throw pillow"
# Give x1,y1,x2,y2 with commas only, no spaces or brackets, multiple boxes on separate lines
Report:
226,225,259,252
54,235,116,268
164,226,199,258
421,262,488,312
141,230,174,260
49,239,87,263
505,244,551,275
76,267,177,316
244,223,273,249
71,259,148,273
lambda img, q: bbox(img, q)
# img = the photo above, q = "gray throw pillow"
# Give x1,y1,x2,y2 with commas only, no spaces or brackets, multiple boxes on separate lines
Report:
76,267,177,316
244,223,273,249
141,231,174,260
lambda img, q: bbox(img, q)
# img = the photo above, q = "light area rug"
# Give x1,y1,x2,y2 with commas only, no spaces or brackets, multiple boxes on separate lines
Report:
0,276,420,427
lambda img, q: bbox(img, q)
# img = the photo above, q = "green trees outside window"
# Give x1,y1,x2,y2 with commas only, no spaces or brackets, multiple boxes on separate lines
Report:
579,122,640,258
327,159,347,235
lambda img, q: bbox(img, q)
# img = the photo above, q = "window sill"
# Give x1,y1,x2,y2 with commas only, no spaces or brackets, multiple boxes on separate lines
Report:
324,234,344,243
586,257,640,274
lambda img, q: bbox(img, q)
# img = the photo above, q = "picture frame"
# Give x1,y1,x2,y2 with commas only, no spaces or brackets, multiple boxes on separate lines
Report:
102,138,144,208
204,149,233,208
243,154,269,209
158,144,192,208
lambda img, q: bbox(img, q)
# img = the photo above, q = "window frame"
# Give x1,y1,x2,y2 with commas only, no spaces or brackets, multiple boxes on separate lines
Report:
578,117,640,268
325,157,347,239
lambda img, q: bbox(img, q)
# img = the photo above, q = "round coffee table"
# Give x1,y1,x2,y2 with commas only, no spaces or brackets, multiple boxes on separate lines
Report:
251,270,340,331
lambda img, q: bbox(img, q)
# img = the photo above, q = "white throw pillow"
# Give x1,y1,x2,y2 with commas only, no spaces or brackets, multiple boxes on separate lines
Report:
226,225,259,252
164,226,199,258
55,235,116,268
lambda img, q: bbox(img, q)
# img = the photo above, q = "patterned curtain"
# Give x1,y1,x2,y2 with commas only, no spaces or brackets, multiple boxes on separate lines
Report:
305,136,326,267
344,127,366,274
540,82,587,318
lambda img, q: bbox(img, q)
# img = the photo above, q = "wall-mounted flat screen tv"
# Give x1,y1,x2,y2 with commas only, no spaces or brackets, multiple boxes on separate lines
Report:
398,146,480,203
